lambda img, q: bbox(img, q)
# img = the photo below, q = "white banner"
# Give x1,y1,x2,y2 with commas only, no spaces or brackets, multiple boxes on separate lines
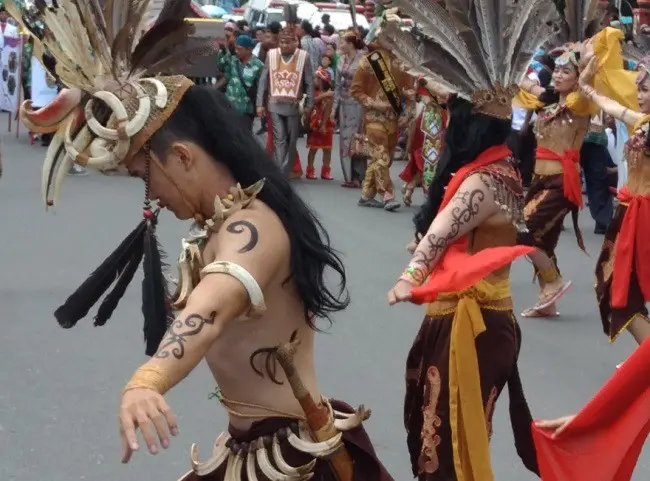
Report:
30,57,58,108
0,32,22,113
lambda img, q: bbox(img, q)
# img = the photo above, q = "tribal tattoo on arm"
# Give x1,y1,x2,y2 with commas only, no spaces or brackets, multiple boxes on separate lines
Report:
405,177,496,285
154,311,217,360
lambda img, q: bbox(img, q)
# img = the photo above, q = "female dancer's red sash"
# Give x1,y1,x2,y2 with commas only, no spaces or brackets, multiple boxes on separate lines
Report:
531,336,650,481
535,146,583,208
611,187,650,308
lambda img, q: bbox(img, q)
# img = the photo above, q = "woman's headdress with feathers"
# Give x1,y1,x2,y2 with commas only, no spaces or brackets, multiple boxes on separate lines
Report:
375,0,563,120
554,0,606,68
7,0,220,356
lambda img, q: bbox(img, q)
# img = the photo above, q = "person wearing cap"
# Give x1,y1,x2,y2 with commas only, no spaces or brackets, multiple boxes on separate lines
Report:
217,34,264,131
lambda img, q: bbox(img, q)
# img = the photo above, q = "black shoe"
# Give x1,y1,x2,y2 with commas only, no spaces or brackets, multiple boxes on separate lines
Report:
594,223,608,235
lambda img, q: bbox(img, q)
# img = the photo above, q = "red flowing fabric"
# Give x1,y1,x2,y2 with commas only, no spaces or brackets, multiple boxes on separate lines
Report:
531,336,650,481
399,112,425,184
611,187,650,308
535,146,583,208
410,144,535,304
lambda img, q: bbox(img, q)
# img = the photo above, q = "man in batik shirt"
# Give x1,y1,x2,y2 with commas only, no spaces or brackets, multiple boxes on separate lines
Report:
217,34,264,131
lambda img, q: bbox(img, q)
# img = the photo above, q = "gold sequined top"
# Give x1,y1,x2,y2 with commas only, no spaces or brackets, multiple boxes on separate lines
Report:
534,103,590,176
624,128,650,196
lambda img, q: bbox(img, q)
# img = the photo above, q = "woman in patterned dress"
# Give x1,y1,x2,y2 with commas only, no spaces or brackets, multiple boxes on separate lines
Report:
333,31,366,187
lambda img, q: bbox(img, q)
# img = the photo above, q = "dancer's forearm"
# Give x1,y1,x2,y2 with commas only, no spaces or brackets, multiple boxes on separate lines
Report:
580,85,643,127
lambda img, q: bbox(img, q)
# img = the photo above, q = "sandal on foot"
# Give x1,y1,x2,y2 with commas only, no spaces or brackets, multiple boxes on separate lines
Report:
521,307,560,318
536,281,573,311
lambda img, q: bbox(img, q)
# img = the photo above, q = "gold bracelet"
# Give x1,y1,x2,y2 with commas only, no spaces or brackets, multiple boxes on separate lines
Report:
122,364,172,396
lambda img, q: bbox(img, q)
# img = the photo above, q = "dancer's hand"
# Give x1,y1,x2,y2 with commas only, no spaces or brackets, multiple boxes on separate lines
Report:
579,57,597,88
119,388,178,463
256,106,266,117
387,279,413,305
406,240,418,254
535,414,576,438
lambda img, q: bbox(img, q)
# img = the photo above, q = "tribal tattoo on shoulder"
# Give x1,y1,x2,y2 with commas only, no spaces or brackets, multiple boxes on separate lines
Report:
226,220,259,253
154,311,217,360
408,187,486,284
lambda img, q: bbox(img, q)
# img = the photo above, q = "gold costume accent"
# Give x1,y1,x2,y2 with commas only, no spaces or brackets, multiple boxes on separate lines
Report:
420,366,442,475
438,278,511,481
123,364,172,396
471,83,521,120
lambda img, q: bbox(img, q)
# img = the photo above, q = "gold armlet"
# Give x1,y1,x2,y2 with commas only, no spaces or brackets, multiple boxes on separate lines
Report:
122,364,172,396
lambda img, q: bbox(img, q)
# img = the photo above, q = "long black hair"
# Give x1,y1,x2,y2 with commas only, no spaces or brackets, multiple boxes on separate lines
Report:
413,96,512,238
149,85,349,329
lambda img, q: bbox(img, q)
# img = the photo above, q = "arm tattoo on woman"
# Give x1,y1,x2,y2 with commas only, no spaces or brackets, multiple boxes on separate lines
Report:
226,220,259,253
408,188,486,283
154,311,217,360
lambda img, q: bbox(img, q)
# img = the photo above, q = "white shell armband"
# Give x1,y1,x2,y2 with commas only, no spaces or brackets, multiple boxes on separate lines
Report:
200,261,266,319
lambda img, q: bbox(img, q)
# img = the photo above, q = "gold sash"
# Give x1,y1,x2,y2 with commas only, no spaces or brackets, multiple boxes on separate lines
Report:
429,278,512,481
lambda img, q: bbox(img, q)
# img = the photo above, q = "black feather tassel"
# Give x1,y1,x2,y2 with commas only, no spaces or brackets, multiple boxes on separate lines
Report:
54,219,147,328
141,213,171,356
93,240,145,326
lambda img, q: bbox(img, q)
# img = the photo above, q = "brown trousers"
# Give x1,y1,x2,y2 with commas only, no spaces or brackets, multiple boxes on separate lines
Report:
404,307,538,480
361,121,398,200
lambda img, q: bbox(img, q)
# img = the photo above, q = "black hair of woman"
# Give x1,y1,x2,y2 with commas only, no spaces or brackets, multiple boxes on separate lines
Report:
413,95,511,238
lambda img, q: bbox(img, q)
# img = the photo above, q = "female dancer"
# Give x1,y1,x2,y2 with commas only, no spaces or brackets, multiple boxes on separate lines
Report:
516,46,593,318
380,1,561,478
578,32,650,345
332,30,366,188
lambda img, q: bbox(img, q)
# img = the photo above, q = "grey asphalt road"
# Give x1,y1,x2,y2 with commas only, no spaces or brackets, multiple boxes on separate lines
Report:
0,126,647,481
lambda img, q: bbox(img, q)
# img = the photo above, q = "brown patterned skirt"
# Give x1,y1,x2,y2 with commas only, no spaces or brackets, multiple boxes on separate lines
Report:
517,174,584,265
595,203,650,341
177,399,393,481
404,307,538,480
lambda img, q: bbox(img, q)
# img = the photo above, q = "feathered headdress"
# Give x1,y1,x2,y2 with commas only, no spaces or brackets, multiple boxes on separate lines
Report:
6,0,220,356
554,0,606,68
280,3,299,40
376,0,563,119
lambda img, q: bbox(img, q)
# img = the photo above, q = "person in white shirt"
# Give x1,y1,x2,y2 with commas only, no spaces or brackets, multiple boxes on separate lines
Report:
508,71,539,188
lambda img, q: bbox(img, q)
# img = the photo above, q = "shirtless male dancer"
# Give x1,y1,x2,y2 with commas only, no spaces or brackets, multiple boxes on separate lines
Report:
11,0,392,479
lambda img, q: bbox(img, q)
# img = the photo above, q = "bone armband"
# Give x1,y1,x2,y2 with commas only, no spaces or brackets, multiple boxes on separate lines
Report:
200,261,267,318
123,364,172,396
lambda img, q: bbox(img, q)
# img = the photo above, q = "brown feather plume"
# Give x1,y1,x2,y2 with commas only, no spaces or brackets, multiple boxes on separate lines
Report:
378,0,562,97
